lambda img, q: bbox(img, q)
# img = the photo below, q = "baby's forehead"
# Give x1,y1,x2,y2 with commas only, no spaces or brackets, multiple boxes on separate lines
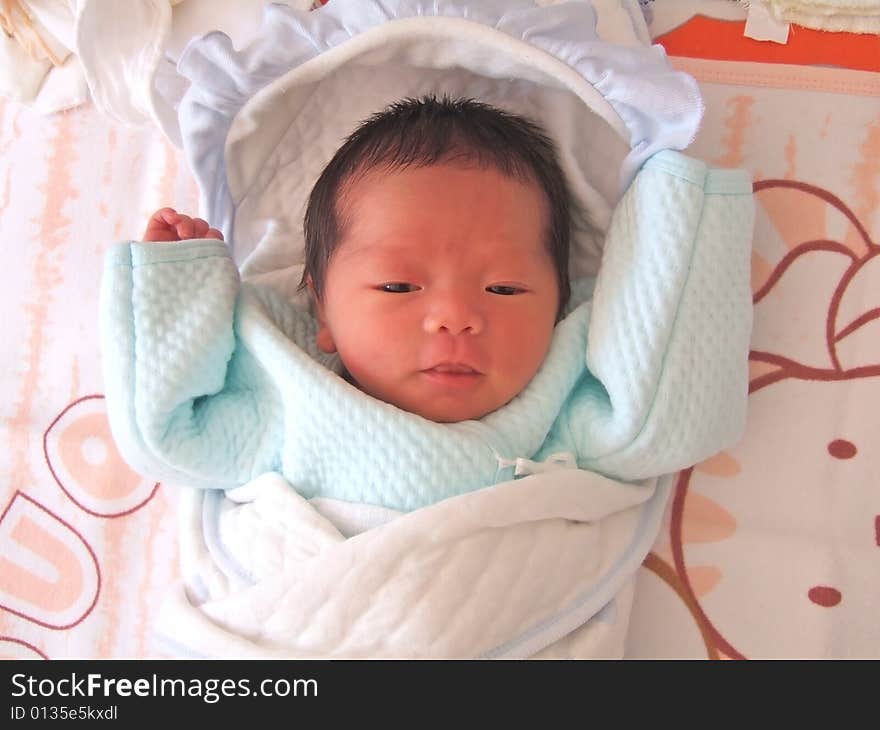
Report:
342,157,546,197
337,161,550,235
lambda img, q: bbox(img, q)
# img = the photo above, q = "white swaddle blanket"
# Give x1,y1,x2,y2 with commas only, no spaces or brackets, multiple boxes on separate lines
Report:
159,471,671,658
107,0,754,658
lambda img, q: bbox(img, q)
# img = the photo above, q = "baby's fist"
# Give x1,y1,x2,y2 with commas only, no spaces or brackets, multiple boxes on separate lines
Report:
143,208,224,242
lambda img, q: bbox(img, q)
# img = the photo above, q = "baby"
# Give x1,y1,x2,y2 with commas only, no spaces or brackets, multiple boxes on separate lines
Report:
142,96,571,423
105,93,750,512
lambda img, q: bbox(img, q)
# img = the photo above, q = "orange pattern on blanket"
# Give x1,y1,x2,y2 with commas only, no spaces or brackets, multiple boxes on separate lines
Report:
0,101,12,218
695,451,741,477
2,518,85,612
687,566,723,599
0,98,194,656
6,111,77,500
681,493,737,544
44,396,159,517
57,413,137,500
846,119,880,257
751,250,774,293
662,181,880,659
0,493,100,629
657,16,880,73
712,95,754,169
756,186,827,253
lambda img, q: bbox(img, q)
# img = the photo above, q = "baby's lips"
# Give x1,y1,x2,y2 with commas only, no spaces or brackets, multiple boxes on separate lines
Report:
425,362,481,374
420,347,487,374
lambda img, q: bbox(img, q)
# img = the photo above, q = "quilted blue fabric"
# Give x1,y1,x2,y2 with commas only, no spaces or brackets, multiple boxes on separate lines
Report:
101,150,754,511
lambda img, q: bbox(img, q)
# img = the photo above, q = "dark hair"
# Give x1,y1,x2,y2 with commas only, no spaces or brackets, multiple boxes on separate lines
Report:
302,95,572,315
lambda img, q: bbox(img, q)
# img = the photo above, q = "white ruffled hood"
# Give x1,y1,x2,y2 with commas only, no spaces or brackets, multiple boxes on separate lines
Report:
162,0,702,285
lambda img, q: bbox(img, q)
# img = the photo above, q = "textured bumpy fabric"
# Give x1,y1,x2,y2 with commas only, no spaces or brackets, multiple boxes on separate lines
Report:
156,468,671,658
101,150,754,512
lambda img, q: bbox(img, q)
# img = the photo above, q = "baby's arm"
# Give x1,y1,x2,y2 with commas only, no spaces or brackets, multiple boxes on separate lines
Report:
565,152,754,480
101,216,280,489
142,207,224,242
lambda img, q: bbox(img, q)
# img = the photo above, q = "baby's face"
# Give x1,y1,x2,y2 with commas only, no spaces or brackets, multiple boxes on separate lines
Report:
314,163,559,422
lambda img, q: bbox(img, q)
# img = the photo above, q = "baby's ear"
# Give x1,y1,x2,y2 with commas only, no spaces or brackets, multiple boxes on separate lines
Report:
315,324,337,354
309,280,337,354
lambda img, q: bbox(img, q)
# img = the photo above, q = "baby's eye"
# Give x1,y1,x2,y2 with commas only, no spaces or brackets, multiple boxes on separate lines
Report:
486,284,524,296
379,282,419,293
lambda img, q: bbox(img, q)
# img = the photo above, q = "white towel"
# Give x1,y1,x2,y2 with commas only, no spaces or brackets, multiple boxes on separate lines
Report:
73,0,650,133
0,0,88,113
764,0,880,33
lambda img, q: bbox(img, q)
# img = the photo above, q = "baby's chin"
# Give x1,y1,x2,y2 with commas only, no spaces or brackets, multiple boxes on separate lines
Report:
373,388,498,423
414,405,490,423
343,370,508,422
387,392,504,423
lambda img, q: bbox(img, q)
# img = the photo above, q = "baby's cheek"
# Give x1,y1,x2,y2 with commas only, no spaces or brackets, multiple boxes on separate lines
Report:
336,334,396,390
510,322,554,384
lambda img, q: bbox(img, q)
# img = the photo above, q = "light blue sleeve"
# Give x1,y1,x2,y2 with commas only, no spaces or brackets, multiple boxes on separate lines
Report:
560,150,755,479
100,240,282,489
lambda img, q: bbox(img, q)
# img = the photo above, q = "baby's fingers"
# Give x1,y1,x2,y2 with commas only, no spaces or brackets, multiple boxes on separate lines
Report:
143,207,181,241
153,207,181,226
142,208,223,242
190,218,214,239
176,217,223,241
173,214,195,239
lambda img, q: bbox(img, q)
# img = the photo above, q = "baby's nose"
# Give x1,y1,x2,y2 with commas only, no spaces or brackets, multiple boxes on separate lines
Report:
423,295,484,336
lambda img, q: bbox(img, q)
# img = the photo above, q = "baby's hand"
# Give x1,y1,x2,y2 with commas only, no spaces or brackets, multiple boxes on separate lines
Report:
142,207,224,242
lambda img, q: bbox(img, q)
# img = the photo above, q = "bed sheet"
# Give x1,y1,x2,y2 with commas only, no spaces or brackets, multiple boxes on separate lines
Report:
0,100,197,658
627,20,880,659
1,9,878,660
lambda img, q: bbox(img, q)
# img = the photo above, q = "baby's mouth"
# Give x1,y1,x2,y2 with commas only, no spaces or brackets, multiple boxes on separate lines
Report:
420,362,484,386
426,363,481,375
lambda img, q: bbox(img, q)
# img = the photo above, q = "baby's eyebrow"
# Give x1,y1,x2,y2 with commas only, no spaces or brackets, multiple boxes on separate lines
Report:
334,240,412,261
